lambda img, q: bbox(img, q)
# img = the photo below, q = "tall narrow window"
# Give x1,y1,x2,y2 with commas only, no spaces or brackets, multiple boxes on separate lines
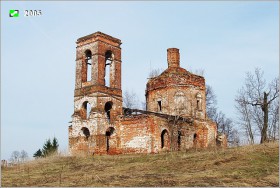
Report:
157,101,162,112
105,51,113,87
86,102,91,119
105,127,115,152
81,101,91,119
104,101,113,123
161,129,169,148
85,50,92,82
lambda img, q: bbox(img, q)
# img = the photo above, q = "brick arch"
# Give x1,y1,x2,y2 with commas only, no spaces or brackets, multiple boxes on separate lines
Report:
104,101,113,122
81,127,90,139
106,127,117,153
81,49,93,83
75,96,96,110
100,47,120,61
80,101,91,120
161,129,170,149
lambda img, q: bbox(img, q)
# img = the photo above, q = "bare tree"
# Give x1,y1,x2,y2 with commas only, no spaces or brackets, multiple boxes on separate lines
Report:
235,95,255,144
141,101,146,111
10,151,20,164
194,68,205,77
148,68,163,78
268,97,279,141
206,84,218,120
188,68,205,77
230,129,240,146
20,150,28,162
206,84,239,146
123,90,139,109
235,68,279,143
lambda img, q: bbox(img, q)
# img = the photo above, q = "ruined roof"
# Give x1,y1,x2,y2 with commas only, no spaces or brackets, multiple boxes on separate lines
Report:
77,31,121,44
123,108,194,124
146,67,205,91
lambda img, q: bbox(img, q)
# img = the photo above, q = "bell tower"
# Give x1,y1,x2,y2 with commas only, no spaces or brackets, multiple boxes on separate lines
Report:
69,32,122,155
74,31,122,120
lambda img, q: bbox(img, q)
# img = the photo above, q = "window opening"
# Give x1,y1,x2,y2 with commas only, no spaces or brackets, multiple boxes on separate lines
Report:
194,133,197,139
85,50,92,82
157,101,162,112
82,101,91,119
105,127,115,152
81,127,90,139
161,129,168,148
105,51,113,87
86,102,91,119
104,101,113,123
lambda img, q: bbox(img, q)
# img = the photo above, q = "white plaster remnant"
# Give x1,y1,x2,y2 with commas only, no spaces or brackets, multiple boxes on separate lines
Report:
125,136,151,149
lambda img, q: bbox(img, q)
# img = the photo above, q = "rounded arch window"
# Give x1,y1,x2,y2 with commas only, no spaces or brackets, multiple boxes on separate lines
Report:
84,50,92,82
105,50,113,61
85,50,92,59
104,101,113,122
104,50,114,87
105,127,115,136
161,129,169,148
105,127,115,152
81,127,90,139
81,101,91,119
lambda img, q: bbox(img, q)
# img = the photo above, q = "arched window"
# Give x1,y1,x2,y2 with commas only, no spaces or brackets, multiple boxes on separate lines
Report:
105,127,115,152
104,101,113,122
85,50,92,82
161,129,169,148
81,127,90,139
105,51,113,87
81,101,91,119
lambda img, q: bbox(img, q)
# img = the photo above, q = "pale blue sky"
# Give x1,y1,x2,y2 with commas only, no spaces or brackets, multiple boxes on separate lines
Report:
1,1,279,160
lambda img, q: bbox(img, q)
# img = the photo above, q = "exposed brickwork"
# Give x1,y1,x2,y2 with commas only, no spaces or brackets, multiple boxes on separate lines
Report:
69,32,220,156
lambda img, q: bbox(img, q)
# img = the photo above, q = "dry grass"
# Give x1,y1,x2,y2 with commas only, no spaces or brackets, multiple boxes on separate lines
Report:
1,142,279,187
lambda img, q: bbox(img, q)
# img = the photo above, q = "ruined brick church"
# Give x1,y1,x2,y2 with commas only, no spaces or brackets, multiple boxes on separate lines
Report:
69,31,218,155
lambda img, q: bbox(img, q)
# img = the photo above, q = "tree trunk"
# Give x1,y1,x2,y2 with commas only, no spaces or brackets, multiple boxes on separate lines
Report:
260,92,268,144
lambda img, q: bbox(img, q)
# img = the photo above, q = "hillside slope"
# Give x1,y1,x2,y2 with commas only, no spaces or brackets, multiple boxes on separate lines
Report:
1,142,279,187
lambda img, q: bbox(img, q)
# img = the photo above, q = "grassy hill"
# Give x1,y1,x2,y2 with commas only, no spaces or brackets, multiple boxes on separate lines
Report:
1,142,279,187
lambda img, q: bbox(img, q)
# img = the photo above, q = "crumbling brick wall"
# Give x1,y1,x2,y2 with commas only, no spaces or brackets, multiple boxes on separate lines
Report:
69,32,220,156
146,48,206,120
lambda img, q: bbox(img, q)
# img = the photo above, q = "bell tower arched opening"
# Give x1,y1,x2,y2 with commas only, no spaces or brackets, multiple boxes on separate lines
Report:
105,50,113,87
81,101,91,119
85,50,92,82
